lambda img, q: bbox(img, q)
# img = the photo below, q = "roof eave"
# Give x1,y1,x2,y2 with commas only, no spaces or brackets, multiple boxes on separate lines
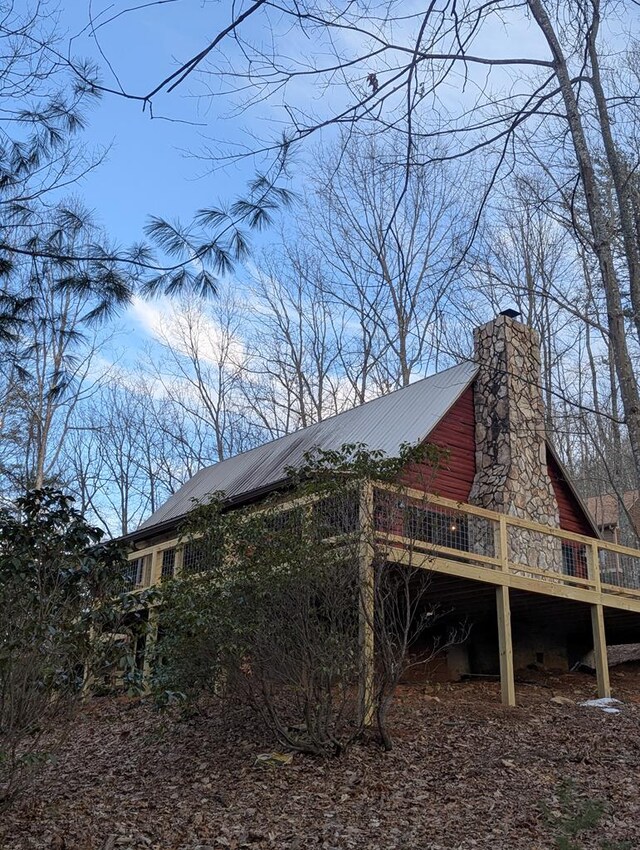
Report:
120,476,293,547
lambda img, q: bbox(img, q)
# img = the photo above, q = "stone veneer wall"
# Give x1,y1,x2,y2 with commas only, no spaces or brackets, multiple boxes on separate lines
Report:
469,315,561,571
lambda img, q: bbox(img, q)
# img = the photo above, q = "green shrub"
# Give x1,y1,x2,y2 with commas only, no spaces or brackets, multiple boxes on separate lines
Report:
0,488,131,809
154,443,465,754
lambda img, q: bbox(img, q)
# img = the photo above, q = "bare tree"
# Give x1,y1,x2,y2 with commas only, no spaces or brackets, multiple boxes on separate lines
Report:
92,0,640,486
236,131,470,437
306,134,470,393
141,292,256,462
0,209,123,495
243,246,347,435
64,370,219,537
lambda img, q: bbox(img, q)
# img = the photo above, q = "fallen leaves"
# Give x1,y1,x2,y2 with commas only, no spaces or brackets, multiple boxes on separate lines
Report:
2,667,640,850
254,753,294,768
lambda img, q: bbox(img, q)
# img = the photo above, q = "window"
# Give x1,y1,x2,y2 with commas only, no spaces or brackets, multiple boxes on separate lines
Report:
161,547,176,580
405,507,469,551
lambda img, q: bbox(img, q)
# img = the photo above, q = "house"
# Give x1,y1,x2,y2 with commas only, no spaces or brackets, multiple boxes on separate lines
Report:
586,491,640,544
125,313,640,705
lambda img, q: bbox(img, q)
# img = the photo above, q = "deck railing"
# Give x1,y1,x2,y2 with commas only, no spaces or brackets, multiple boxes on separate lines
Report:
124,481,640,607
372,483,640,603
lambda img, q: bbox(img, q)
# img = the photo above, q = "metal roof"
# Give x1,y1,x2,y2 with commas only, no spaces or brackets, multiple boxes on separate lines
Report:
137,360,479,533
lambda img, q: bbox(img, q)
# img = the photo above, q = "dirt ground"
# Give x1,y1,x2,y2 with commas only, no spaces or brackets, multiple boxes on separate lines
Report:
3,666,640,850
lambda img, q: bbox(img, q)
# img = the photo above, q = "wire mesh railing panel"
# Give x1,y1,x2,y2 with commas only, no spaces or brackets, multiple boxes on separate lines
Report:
182,539,224,574
559,540,589,580
373,488,405,539
124,558,140,590
263,506,306,537
406,506,497,560
161,547,176,581
405,505,471,552
373,489,498,566
313,493,359,539
599,547,640,592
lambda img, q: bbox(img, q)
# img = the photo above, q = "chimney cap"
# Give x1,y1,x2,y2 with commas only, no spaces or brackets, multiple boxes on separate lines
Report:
499,308,521,319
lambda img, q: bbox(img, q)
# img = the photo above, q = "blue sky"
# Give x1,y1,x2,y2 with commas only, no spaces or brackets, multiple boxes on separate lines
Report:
53,0,562,359
56,1,287,358
59,2,251,248
57,0,558,255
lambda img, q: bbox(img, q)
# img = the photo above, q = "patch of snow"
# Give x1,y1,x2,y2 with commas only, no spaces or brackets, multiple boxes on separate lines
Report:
579,697,622,714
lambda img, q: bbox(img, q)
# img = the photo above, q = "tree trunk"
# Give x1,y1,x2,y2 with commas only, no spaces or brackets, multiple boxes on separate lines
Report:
528,0,640,489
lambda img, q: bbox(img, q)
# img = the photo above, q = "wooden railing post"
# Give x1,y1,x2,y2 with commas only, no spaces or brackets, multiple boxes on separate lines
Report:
150,548,162,587
586,542,611,698
497,514,509,572
175,545,184,578
493,513,516,705
81,624,96,700
587,541,602,592
358,480,375,727
496,585,516,706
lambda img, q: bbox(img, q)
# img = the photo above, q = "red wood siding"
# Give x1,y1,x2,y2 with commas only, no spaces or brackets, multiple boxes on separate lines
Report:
399,381,597,537
547,450,596,536
399,384,476,501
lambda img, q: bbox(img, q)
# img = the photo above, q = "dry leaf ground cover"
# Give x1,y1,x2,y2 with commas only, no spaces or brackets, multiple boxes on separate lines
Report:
3,666,640,850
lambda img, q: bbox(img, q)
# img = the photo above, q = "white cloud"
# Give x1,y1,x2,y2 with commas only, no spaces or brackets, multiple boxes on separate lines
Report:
128,294,172,339
128,295,247,368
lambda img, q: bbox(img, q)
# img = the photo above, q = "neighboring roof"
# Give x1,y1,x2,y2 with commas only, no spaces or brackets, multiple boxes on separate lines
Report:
586,491,640,529
137,360,479,533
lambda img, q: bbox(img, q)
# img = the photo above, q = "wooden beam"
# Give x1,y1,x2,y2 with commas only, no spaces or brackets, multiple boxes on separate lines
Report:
385,549,640,614
358,481,375,727
590,604,611,699
587,541,601,592
381,533,501,567
131,538,181,560
174,544,184,578
496,586,516,707
150,548,163,586
81,625,96,700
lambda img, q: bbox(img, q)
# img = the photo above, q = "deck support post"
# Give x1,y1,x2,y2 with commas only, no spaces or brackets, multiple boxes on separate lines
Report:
590,603,611,699
142,607,160,691
81,625,96,700
496,585,516,706
358,480,375,727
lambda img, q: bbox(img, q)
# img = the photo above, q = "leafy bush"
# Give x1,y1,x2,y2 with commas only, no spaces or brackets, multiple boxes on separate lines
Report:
0,489,131,809
154,443,465,754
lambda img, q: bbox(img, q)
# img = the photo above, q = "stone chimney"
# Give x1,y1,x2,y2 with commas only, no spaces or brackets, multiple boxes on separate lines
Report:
469,314,559,529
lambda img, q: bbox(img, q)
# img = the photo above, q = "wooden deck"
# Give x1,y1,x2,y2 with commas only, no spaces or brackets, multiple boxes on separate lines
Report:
126,480,640,708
